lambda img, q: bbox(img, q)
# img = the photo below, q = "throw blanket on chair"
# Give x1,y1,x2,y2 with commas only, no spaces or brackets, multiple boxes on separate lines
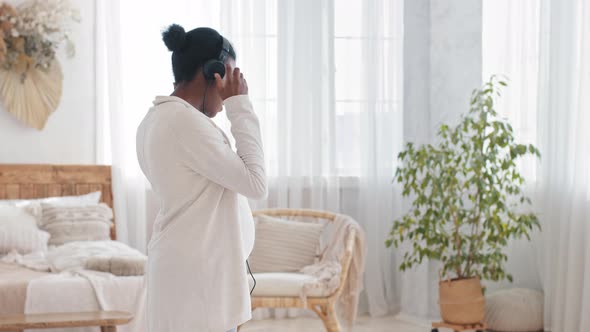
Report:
299,214,367,329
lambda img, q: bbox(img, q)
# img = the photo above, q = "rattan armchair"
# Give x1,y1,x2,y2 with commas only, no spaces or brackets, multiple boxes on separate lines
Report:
243,208,356,332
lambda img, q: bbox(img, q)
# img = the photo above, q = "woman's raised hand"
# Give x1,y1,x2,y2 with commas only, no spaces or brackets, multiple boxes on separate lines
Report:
214,64,248,100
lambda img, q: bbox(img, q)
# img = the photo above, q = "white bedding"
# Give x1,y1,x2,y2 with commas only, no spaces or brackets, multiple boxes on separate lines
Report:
2,240,145,272
2,241,147,332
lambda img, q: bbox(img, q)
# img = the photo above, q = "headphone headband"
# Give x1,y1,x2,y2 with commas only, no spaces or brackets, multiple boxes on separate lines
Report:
218,37,230,63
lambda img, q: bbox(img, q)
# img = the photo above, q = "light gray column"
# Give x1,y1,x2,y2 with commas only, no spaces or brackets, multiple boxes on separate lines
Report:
403,0,432,145
403,0,482,145
400,0,483,318
430,0,483,129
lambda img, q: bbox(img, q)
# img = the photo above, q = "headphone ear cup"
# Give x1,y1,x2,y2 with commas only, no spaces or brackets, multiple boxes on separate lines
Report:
203,60,226,80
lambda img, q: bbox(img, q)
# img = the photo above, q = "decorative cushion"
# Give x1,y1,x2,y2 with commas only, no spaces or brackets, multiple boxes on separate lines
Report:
0,202,50,254
1,191,101,206
85,256,147,276
43,221,112,246
249,272,333,297
486,288,544,332
249,215,325,273
40,203,113,245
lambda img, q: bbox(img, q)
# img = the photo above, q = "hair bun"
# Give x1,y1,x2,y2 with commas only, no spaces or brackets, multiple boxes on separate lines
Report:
162,24,186,52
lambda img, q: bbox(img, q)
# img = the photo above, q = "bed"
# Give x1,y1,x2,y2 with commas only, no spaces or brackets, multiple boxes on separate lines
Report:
0,164,145,332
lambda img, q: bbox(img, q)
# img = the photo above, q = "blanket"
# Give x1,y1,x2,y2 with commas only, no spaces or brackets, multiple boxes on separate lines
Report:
300,214,367,329
1,241,146,273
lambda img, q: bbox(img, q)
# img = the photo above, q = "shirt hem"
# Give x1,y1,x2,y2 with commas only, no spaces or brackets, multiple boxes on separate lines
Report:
219,311,252,332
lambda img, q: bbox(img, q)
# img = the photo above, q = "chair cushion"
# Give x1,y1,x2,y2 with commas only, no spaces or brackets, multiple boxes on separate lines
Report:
249,272,334,297
249,215,325,273
485,288,544,332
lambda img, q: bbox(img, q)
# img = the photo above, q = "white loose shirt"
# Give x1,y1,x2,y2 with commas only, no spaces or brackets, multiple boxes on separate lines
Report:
136,95,266,332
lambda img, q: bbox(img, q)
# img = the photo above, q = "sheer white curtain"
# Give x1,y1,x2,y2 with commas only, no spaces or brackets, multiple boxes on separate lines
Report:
96,0,403,318
483,0,590,331
251,0,404,317
537,0,590,330
481,0,544,294
482,0,540,180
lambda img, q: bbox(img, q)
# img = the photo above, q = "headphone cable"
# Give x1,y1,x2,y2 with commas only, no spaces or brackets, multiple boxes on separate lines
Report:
246,259,256,295
200,81,211,116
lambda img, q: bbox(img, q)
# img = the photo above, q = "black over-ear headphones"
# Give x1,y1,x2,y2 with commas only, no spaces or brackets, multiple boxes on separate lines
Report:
202,36,231,81
199,35,230,116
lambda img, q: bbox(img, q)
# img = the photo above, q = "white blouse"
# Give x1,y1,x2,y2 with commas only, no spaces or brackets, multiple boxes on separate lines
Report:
136,94,266,332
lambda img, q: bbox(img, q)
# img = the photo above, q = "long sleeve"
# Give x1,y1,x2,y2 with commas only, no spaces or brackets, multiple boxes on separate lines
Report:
169,95,267,200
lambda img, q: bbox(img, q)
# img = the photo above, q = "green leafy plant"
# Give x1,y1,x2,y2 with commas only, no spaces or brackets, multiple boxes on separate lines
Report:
385,77,541,282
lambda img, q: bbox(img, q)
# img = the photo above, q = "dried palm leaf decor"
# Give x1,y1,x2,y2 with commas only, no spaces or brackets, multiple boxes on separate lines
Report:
0,0,79,130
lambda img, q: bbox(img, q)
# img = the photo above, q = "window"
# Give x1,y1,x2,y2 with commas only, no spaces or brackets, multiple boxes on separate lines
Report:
214,0,403,177
119,0,403,179
334,0,403,176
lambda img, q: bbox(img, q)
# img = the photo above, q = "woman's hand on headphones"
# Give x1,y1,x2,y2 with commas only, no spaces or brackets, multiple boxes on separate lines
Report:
214,64,248,100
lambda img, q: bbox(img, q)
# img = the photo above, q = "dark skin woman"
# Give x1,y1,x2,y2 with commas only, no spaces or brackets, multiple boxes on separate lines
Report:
137,25,266,332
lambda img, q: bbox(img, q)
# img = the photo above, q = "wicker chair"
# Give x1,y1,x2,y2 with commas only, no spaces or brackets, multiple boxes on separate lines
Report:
243,208,356,332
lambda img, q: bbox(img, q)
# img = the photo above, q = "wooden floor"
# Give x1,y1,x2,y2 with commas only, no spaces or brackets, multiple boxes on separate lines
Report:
240,315,433,332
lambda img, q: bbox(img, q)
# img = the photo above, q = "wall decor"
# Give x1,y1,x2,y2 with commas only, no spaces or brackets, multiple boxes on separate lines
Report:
0,0,79,130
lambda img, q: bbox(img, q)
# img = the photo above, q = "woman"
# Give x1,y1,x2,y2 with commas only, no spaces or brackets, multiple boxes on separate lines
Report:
136,25,267,332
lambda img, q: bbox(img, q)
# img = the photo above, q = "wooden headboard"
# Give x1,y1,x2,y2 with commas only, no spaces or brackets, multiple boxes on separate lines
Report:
0,164,116,240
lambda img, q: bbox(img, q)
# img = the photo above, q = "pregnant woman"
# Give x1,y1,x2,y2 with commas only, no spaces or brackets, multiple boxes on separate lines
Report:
136,25,267,332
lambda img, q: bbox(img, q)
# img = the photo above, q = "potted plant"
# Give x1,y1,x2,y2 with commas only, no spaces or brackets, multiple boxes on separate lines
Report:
385,77,541,325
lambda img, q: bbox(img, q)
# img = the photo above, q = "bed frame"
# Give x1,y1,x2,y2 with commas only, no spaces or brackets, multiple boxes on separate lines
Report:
0,164,116,240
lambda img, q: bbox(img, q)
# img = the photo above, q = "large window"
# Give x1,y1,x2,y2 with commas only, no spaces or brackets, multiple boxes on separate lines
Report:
334,0,403,176
119,0,403,178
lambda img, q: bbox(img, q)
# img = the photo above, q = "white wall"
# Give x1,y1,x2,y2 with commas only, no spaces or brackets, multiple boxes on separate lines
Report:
0,0,96,164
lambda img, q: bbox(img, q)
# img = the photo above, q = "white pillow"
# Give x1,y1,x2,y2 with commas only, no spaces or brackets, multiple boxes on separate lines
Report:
249,215,325,273
0,202,41,226
1,191,102,206
40,203,113,245
486,288,544,332
0,203,50,254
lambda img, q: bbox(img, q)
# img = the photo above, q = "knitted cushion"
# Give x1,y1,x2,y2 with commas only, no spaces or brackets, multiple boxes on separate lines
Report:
43,221,112,246
249,215,325,273
40,203,113,245
486,288,544,332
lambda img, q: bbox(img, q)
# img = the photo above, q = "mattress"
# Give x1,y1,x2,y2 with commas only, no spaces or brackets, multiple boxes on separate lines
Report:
0,261,145,332
0,242,147,332
0,261,50,315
